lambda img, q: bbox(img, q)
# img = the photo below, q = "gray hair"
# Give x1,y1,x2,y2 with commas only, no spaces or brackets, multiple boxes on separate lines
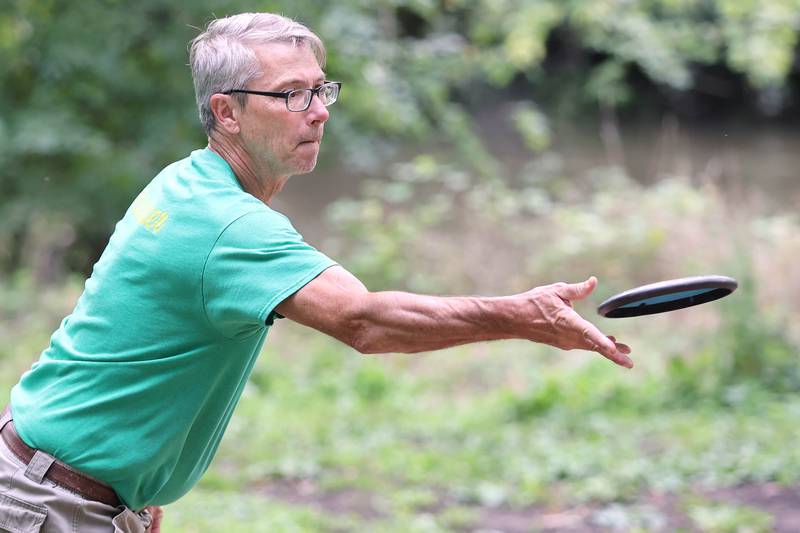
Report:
189,13,326,135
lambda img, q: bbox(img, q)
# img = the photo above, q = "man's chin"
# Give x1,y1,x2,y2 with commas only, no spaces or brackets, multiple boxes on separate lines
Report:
293,157,319,175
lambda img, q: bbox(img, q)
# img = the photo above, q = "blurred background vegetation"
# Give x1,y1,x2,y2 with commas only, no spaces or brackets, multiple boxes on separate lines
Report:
2,0,800,531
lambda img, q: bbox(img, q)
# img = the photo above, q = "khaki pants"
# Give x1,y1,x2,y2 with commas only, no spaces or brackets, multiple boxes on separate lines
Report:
0,427,152,532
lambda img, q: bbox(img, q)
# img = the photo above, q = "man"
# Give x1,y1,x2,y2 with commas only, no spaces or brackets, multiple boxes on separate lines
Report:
1,12,632,532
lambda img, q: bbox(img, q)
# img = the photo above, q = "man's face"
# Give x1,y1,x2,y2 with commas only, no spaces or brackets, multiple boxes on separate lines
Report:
236,43,329,177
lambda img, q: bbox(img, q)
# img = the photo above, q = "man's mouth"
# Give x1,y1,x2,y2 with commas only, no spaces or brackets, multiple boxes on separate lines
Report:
298,131,323,145
298,138,321,148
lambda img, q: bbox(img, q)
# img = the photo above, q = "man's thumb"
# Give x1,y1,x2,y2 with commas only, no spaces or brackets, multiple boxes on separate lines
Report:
560,276,597,301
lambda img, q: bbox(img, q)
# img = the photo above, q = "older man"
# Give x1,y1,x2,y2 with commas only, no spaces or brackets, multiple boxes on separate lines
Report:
1,12,632,532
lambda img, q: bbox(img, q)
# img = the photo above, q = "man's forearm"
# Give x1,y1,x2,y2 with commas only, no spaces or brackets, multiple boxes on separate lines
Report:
350,291,520,354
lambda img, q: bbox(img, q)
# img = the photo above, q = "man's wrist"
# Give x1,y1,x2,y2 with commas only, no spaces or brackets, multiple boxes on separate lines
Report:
479,295,524,341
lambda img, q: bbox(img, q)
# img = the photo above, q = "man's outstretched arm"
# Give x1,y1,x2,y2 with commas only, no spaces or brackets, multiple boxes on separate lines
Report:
276,266,633,368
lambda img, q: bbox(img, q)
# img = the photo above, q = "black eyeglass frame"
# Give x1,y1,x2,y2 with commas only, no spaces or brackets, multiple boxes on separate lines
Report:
220,81,341,112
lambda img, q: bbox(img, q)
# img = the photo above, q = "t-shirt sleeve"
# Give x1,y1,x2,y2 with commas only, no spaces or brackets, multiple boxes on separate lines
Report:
202,209,337,339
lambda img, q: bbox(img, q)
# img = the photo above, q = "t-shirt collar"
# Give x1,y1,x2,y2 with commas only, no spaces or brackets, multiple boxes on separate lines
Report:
192,146,243,191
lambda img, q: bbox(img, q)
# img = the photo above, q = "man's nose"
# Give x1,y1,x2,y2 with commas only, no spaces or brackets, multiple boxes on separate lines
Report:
306,93,330,124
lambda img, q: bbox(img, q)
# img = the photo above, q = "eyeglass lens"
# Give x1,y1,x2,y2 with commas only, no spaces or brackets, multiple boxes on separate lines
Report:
286,83,339,111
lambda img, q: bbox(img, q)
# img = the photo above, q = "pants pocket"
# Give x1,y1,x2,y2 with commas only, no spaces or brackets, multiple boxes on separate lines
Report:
0,493,46,533
112,508,150,533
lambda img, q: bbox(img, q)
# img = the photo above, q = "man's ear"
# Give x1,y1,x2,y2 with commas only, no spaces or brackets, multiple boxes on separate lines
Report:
209,93,241,134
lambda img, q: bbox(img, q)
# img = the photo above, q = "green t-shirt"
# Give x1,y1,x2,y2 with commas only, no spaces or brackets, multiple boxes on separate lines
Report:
10,147,336,510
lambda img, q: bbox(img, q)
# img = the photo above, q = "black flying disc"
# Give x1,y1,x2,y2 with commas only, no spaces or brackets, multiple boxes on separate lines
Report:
597,275,738,318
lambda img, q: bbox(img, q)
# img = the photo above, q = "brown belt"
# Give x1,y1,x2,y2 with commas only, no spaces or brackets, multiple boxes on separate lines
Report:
0,408,121,507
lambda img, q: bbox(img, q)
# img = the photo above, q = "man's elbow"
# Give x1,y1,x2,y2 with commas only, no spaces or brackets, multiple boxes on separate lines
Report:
349,330,420,355
338,294,411,355
336,294,383,354
346,317,407,355
351,338,381,355
333,302,377,354
348,323,385,355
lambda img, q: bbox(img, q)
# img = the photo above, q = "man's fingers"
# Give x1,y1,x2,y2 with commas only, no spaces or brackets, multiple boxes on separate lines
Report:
581,321,614,352
608,335,631,355
582,323,634,368
146,506,163,533
558,276,598,302
613,342,632,355
599,343,634,368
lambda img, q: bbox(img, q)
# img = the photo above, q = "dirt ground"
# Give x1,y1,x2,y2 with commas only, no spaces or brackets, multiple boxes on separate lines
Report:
257,479,800,532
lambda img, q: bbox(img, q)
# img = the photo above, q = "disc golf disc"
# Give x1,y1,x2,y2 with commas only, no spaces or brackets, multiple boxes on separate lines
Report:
597,275,738,318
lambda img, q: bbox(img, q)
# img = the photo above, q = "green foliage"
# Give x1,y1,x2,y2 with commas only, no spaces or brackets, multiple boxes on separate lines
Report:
3,1,800,276
715,269,800,393
664,260,800,404
1,0,208,272
510,101,551,152
717,0,800,88
164,489,358,532
591,503,668,531
685,496,775,533
0,272,82,392
503,360,657,422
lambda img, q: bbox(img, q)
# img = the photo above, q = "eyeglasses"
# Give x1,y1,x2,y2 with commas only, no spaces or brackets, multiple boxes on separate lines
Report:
221,81,341,112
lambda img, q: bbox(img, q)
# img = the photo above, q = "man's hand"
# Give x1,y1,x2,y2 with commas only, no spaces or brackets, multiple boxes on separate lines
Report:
145,506,163,533
517,276,633,368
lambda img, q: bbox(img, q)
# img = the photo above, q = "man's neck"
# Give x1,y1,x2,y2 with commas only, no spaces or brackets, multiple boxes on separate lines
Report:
207,135,289,205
